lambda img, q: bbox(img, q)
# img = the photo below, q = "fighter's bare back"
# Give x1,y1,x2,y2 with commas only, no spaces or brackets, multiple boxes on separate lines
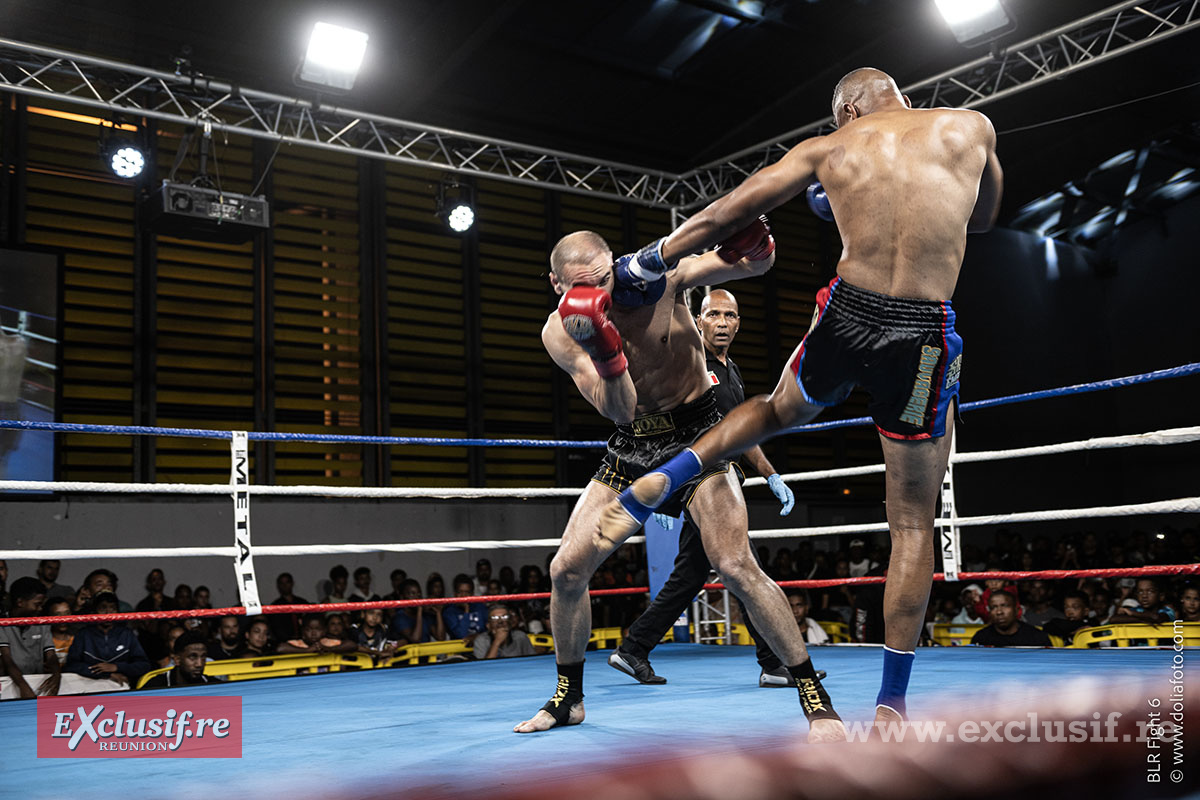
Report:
814,108,995,301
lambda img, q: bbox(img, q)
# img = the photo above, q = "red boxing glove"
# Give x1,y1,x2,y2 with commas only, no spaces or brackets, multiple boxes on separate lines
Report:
559,287,628,379
715,216,775,264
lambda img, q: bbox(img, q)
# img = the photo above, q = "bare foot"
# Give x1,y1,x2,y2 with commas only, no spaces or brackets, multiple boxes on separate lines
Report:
807,718,847,743
513,703,585,733
597,473,671,544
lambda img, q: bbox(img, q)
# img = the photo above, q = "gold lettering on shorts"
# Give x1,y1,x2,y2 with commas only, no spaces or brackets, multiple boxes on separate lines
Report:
898,345,943,427
631,412,675,437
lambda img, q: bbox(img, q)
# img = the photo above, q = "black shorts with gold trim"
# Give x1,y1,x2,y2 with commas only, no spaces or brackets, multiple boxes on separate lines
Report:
591,388,733,516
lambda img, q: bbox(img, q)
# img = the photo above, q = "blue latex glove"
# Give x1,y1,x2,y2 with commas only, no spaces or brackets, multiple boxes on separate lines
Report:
652,512,675,531
767,473,794,516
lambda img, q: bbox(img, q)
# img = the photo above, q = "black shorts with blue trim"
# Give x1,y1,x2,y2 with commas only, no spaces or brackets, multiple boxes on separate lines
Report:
591,388,734,515
788,277,963,440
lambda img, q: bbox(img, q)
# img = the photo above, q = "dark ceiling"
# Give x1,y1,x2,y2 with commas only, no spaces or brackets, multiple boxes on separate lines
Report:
3,0,1199,218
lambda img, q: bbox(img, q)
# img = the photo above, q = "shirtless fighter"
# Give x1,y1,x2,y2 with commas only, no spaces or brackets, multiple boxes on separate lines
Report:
514,221,845,741
597,68,1003,725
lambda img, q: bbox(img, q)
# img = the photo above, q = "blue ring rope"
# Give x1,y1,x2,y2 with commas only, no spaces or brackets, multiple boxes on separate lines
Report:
0,362,1195,447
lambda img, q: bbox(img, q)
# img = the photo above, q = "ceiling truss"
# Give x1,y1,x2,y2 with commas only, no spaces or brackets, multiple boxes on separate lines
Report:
0,0,1196,211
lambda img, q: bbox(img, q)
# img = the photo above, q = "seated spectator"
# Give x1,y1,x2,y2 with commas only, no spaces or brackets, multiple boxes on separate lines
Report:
519,567,549,634
0,577,61,699
160,625,186,668
443,576,487,642
427,572,446,603
1043,591,1091,644
193,585,212,610
977,570,1019,622
322,565,350,607
209,615,243,660
787,590,829,644
1089,587,1114,624
381,569,408,602
473,604,536,660
36,560,75,601
277,614,357,655
1179,585,1200,623
138,619,174,668
1022,580,1065,627
134,568,177,613
173,584,194,610
325,613,356,647
65,592,152,686
770,548,797,581
847,539,876,578
44,597,74,664
269,572,309,643
952,584,985,624
822,560,855,624
473,559,492,595
1110,578,1175,625
142,631,211,689
354,608,397,661
349,567,379,603
388,580,445,644
498,566,516,594
971,591,1051,647
74,568,130,613
485,579,503,597
239,617,274,658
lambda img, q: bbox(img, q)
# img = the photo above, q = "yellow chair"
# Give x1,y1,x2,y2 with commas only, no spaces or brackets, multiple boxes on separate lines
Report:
1070,622,1200,648
818,620,850,644
134,652,374,689
930,622,986,646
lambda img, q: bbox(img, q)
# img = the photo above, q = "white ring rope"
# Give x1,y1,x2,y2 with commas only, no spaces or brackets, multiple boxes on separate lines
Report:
742,425,1200,486
0,498,1193,561
5,426,1197,498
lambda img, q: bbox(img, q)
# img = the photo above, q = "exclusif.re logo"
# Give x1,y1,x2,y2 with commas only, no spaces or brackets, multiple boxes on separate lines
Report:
37,696,242,759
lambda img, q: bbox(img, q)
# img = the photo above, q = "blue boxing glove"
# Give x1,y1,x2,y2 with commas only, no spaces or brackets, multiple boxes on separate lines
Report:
612,253,668,308
624,237,677,282
806,182,834,222
767,473,794,516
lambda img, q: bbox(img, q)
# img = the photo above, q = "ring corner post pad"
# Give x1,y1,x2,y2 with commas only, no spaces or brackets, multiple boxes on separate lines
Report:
230,430,263,615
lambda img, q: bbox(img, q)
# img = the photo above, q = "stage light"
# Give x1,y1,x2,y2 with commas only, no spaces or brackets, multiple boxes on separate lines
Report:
297,22,369,91
109,145,145,178
934,0,1015,46
447,203,475,233
436,181,476,234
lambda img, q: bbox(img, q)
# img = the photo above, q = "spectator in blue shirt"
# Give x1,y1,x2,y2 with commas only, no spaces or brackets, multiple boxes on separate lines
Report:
1111,578,1176,624
388,580,444,644
443,575,487,642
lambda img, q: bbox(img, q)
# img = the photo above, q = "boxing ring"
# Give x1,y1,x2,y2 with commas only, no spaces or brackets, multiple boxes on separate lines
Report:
1,363,1198,798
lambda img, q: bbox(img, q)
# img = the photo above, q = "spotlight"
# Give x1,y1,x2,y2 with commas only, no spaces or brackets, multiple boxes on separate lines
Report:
934,0,1015,47
297,21,369,92
436,181,476,233
110,145,145,178
100,132,145,179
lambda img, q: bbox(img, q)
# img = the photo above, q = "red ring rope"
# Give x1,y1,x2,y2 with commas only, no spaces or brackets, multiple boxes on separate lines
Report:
2,563,1195,628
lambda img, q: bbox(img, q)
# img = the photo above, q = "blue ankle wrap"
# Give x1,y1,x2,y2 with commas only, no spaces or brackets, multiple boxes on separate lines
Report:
616,449,702,524
876,646,915,718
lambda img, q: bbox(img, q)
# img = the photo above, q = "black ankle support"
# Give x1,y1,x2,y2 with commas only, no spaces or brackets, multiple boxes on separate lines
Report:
540,661,585,725
787,660,841,722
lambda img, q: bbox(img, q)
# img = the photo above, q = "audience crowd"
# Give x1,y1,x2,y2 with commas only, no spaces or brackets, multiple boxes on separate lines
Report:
1,526,1196,697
